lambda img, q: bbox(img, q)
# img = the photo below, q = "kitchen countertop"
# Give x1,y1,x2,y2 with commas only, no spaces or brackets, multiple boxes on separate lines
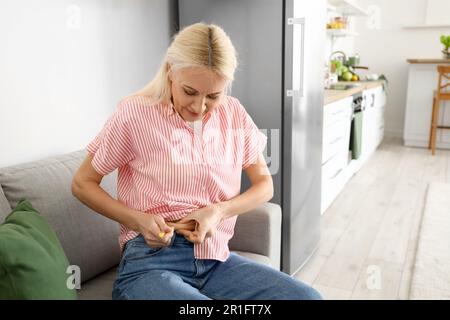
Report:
407,58,450,64
324,81,385,105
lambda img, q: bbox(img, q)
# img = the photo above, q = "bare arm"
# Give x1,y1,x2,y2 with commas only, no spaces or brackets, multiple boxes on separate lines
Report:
71,153,141,231
71,153,174,246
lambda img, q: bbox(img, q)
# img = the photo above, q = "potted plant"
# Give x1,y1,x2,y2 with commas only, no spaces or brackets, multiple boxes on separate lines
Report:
441,35,450,59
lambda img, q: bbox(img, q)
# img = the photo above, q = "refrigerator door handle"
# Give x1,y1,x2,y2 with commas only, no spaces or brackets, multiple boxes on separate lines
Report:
287,17,306,98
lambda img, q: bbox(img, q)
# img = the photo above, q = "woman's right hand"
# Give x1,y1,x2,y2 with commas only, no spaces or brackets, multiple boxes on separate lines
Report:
135,213,174,248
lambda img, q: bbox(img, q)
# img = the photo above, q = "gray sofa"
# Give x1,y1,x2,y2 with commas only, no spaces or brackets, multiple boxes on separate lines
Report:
0,150,282,299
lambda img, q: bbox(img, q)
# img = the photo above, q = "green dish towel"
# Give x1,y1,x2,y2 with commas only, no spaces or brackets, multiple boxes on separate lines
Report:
350,112,363,160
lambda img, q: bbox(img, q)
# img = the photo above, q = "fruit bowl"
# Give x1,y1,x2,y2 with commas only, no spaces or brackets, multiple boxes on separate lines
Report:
339,71,359,82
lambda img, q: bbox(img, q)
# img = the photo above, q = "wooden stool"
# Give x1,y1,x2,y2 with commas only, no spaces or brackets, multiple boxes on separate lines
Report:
429,65,450,155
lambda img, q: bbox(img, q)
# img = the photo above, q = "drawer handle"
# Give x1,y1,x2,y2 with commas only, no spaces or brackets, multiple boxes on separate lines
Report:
329,136,343,145
331,109,345,116
330,168,343,179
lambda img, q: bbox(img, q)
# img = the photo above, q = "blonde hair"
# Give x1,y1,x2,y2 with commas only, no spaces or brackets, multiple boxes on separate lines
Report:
125,22,238,103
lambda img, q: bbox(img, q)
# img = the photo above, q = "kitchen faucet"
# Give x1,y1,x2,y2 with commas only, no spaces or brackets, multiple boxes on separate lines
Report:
329,51,347,64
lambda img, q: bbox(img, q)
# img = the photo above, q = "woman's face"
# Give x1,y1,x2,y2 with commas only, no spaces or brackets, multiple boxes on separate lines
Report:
169,66,227,122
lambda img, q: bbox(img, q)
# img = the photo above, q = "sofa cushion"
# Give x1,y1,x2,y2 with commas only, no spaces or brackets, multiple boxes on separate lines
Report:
232,251,273,267
0,150,120,283
77,267,117,300
0,187,11,223
229,203,282,270
0,199,77,299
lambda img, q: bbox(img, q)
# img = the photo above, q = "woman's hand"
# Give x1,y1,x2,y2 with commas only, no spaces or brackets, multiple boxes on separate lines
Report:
167,220,197,233
134,213,174,248
174,204,226,244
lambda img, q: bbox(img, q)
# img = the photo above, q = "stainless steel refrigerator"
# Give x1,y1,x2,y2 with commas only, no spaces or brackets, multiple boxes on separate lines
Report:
178,0,325,275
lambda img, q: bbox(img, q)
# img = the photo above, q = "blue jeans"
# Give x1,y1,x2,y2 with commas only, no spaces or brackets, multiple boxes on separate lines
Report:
112,233,322,300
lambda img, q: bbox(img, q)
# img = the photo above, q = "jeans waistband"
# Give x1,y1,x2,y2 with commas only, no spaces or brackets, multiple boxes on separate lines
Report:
126,232,192,250
171,232,193,246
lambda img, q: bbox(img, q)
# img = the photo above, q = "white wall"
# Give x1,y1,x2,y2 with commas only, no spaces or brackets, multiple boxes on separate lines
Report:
0,0,178,167
354,0,450,137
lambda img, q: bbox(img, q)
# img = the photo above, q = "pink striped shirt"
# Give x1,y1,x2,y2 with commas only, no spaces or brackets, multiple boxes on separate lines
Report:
86,95,267,261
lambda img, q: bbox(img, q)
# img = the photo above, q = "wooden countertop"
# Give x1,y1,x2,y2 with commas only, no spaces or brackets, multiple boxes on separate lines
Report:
407,58,450,64
324,81,385,105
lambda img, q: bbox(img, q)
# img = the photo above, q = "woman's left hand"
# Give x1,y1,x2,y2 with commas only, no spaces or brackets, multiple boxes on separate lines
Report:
174,204,226,244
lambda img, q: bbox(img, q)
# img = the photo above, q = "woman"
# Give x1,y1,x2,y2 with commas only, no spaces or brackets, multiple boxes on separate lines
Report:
72,23,322,300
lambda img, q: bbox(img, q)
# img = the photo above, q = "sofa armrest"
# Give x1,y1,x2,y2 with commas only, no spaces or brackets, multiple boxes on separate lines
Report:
228,202,282,270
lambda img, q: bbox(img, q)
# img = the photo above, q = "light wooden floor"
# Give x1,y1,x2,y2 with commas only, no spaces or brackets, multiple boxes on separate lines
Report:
294,137,450,299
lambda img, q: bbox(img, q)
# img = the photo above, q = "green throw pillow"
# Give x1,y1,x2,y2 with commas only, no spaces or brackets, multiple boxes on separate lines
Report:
0,199,77,299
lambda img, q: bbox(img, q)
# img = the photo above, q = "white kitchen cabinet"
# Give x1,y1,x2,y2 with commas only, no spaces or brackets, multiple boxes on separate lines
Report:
361,85,386,159
322,118,352,164
322,96,353,164
372,86,386,149
321,84,386,214
362,88,375,157
321,96,353,214
373,86,386,149
321,149,349,213
374,109,385,147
